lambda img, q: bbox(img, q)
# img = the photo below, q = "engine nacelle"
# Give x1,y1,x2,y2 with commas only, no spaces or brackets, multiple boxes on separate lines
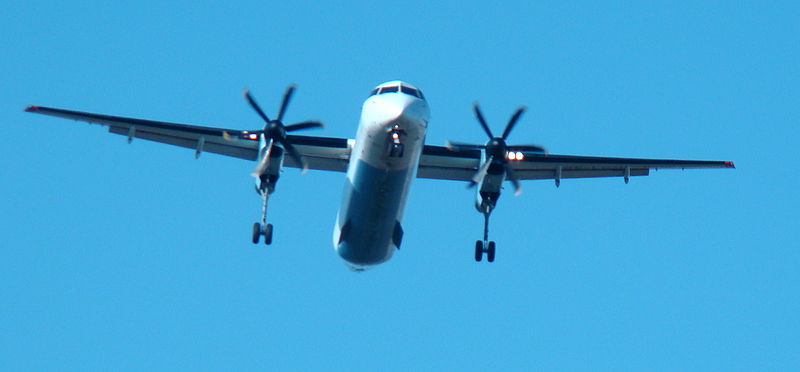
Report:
254,146,284,194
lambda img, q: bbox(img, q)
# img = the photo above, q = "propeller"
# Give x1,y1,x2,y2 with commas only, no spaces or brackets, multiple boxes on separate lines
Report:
446,103,546,195
232,85,324,176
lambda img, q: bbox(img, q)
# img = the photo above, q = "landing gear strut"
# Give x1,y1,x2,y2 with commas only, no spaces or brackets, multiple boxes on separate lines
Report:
252,186,274,245
474,212,496,262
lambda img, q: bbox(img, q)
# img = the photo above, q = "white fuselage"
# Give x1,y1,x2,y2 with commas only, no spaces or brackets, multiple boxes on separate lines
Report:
333,84,430,270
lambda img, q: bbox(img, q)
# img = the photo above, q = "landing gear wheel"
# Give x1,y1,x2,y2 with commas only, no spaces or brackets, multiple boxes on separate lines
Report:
487,241,496,263
252,222,261,244
263,223,273,245
474,240,483,262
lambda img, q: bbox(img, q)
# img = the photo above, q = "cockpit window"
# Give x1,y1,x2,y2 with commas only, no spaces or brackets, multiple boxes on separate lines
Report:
370,84,426,100
400,86,419,98
379,86,399,94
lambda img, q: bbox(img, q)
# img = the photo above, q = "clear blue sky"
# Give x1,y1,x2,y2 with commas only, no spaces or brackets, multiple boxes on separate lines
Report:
2,1,798,370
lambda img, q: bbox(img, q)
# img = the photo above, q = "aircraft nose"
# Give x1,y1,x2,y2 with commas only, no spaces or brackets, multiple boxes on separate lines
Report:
386,95,428,124
382,94,411,117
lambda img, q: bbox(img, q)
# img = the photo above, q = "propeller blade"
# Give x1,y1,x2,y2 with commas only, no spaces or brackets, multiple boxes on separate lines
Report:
471,155,494,184
276,84,296,123
280,139,307,173
508,144,547,153
284,121,324,132
445,140,485,152
473,103,494,139
501,106,527,140
505,163,522,196
244,89,271,124
251,138,274,177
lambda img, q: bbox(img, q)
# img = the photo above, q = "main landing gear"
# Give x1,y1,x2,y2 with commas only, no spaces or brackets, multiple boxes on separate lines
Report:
474,212,496,262
252,186,274,245
475,240,496,262
239,84,322,246
252,222,273,245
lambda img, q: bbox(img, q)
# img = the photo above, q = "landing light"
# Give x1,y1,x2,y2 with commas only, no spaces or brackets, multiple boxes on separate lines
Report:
506,151,524,161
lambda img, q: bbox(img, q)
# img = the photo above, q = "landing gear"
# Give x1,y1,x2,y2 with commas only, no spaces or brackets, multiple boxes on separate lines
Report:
474,240,496,262
252,183,274,245
240,85,322,248
252,222,273,245
252,223,260,244
474,212,497,263
388,143,404,157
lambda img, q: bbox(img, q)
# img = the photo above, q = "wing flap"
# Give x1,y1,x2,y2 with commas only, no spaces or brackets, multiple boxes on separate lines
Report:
417,165,477,181
281,135,352,172
282,152,350,172
515,168,649,180
107,126,258,160
417,145,480,181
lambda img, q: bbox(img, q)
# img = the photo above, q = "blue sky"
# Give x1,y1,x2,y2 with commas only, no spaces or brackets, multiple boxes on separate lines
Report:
2,1,798,370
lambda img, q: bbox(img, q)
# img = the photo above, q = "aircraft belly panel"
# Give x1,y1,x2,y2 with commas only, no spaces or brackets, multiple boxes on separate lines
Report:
335,159,411,267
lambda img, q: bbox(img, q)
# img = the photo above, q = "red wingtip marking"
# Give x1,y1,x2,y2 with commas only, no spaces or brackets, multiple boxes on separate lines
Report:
24,105,40,112
725,161,736,168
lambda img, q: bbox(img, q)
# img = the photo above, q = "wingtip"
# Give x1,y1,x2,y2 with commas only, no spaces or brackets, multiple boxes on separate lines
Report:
725,161,736,169
24,105,40,112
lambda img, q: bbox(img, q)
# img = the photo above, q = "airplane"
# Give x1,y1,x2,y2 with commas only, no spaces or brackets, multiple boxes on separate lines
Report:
25,80,735,271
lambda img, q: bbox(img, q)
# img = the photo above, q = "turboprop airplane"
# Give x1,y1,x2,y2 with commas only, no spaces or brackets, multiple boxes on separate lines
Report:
25,80,734,270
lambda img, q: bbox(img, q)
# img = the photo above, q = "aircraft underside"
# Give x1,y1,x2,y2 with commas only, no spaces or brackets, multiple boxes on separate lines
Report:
24,80,734,270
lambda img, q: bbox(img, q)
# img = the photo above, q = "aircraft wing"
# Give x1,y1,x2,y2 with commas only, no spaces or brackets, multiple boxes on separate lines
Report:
417,145,735,182
24,106,352,171
417,145,483,180
282,135,351,172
